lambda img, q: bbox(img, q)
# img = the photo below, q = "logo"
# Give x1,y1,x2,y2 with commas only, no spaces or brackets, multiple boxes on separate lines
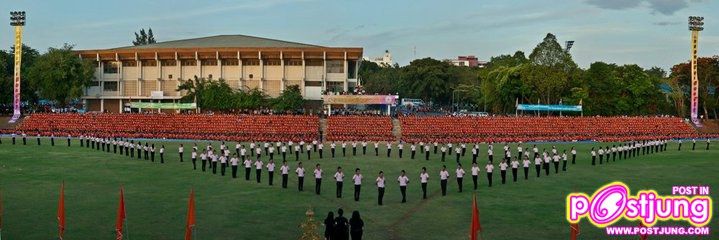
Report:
566,182,712,227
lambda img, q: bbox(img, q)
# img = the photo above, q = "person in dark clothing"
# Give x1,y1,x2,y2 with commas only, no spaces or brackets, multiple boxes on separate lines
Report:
333,208,349,240
324,211,335,240
349,211,364,240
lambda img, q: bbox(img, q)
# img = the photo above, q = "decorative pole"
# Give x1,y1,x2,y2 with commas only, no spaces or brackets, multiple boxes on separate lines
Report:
688,16,704,126
9,11,26,123
298,207,322,240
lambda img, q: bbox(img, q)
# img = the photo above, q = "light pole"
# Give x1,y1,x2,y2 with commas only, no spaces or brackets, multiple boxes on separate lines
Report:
689,16,704,125
9,11,26,123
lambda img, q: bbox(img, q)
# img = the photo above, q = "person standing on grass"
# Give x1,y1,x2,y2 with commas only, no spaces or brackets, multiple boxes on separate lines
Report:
471,162,480,190
433,142,439,154
267,159,275,186
255,145,263,160
211,151,219,174
543,151,551,176
268,144,275,161
21,132,26,145
150,144,156,162
296,162,305,191
386,142,392,158
255,158,264,183
591,147,596,165
456,164,466,192
374,142,380,156
294,144,301,161
333,208,349,240
331,142,337,158
553,153,560,174
571,146,577,164
487,145,494,163
334,167,345,198
421,167,431,198
485,161,494,187
397,170,409,203
235,142,240,157
352,168,362,201
160,145,165,163
376,171,386,205
50,133,55,146
455,146,462,164
349,211,364,240
67,134,71,147
318,142,324,159
410,143,416,160
342,142,347,157
438,166,449,196
522,156,530,180
200,150,207,172
511,157,519,182
314,164,323,195
677,139,682,151
499,160,508,184
692,138,696,151
230,154,239,178
362,141,368,155
36,133,41,146
707,139,711,150
398,142,404,159
243,157,252,180
424,144,430,161
323,211,335,240
220,154,229,176
597,147,604,165
280,160,290,188
562,150,568,172
441,145,447,162
471,146,478,163
280,144,287,162
352,142,358,156
306,144,313,160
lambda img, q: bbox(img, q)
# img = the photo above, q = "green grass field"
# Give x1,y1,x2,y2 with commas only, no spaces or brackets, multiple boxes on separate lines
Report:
0,137,717,239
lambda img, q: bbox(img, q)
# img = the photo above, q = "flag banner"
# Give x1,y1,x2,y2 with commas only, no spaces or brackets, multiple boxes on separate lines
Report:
129,102,197,109
57,183,65,240
323,95,399,105
469,194,481,240
184,190,196,240
115,187,126,240
517,104,582,112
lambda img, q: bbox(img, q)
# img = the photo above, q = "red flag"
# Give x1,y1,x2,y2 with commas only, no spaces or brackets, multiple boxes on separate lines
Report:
639,222,648,240
115,187,126,240
469,194,481,240
57,183,66,240
570,223,580,240
184,189,196,240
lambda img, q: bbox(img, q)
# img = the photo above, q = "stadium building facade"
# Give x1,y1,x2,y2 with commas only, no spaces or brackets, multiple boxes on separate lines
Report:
76,35,363,112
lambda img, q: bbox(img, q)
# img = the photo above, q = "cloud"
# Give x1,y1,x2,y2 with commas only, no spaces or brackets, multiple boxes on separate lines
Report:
652,21,681,26
585,0,698,15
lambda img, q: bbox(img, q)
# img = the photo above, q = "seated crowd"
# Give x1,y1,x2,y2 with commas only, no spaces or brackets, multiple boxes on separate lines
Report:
326,116,394,141
15,113,319,142
399,116,700,143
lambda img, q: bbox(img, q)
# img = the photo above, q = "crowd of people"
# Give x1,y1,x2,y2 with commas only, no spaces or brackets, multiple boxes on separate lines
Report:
326,116,394,141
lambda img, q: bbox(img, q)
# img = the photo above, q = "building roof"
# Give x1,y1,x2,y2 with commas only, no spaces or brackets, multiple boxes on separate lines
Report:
112,34,325,50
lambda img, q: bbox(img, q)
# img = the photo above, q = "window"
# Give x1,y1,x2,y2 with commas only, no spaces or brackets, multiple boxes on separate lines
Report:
347,60,357,78
103,81,118,91
243,59,260,66
181,60,197,66
285,59,303,66
264,59,281,66
122,61,137,67
201,59,217,66
326,81,343,92
305,81,322,87
305,59,323,66
222,59,239,65
141,60,157,67
327,60,344,73
89,81,100,87
161,60,177,66
103,61,119,74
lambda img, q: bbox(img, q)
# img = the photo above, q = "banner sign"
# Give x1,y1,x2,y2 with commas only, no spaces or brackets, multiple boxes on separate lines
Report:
517,104,582,112
323,95,398,105
129,102,197,109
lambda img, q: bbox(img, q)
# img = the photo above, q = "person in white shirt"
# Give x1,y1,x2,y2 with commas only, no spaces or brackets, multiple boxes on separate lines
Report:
200,151,208,172
306,144,313,160
543,152,551,176
275,160,287,188
268,145,275,161
591,147,596,166
267,159,275,186
188,148,196,170
312,140,318,153
571,147,577,164
362,141,368,155
487,146,494,163
706,139,711,150
471,147,479,163
295,162,305,191
255,147,262,161
263,142,270,155
235,143,241,156
422,167,432,198
553,153,560,174
611,145,617,162
243,157,253,181
485,162,494,187
330,142,337,158
397,170,409,203
230,155,239,178
376,171,386,205
677,139,683,151
386,142,392,158
255,159,264,183
441,146,447,162
499,160,508,184
522,156,530,180
424,145,430,161
471,162,480,190
398,142,404,159
461,143,467,157
294,144,301,161
410,143,417,159
455,147,462,163
160,145,165,164
220,154,229,176
561,150,569,172
249,142,256,157
374,142,380,156
341,142,347,157
314,164,323,195
280,144,287,162
598,147,605,165
456,164,466,192
210,152,219,174
317,142,324,159
352,142,358,156
352,168,363,201
511,157,519,182
334,167,345,198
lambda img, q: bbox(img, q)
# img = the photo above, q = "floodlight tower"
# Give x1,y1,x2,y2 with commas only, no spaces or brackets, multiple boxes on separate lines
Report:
689,16,704,126
565,41,575,52
9,11,26,123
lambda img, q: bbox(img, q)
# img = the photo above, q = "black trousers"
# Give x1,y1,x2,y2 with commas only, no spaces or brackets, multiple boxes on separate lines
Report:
387,149,392,158
472,154,477,163
192,158,197,170
472,175,478,189
212,162,218,174
268,171,274,185
544,163,550,175
488,155,493,163
375,147,379,156
398,149,403,158
160,153,164,163
524,167,529,179
592,156,596,165
201,160,207,171
378,187,385,205
441,152,446,162
572,154,576,164
354,185,361,201
319,149,323,159
434,146,438,154
554,161,559,173
343,148,346,157
500,170,506,184
535,165,541,177
599,155,603,164
400,186,407,203
457,178,463,192
336,181,343,198
269,153,274,161
440,180,447,196
67,139,71,147
363,146,366,155
298,177,304,191
411,151,415,159
306,151,311,160
282,152,286,161
512,168,518,182
353,147,357,156
245,167,251,180
256,169,262,183
562,161,567,171
282,174,288,188
51,138,55,146
678,144,682,151
37,138,41,145
315,179,322,195
179,152,184,162
425,151,429,160
231,165,238,178
221,163,227,176
487,172,493,187
130,148,134,158
295,151,300,161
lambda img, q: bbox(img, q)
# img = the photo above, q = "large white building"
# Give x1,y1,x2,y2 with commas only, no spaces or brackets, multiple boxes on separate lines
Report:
363,50,393,67
76,35,363,112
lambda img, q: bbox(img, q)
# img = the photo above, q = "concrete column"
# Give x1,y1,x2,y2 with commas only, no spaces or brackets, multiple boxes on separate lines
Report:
119,99,123,113
322,51,327,89
137,60,142,96
280,51,285,92
156,60,161,93
100,99,104,112
259,51,264,91
343,52,348,92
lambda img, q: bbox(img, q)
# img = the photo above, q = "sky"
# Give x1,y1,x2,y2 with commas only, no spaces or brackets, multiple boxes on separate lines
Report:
1,0,718,71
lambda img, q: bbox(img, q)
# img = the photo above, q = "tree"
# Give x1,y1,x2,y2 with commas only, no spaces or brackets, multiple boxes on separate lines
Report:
528,33,576,69
272,85,304,112
26,44,95,105
0,44,40,105
133,28,156,46
670,57,719,118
